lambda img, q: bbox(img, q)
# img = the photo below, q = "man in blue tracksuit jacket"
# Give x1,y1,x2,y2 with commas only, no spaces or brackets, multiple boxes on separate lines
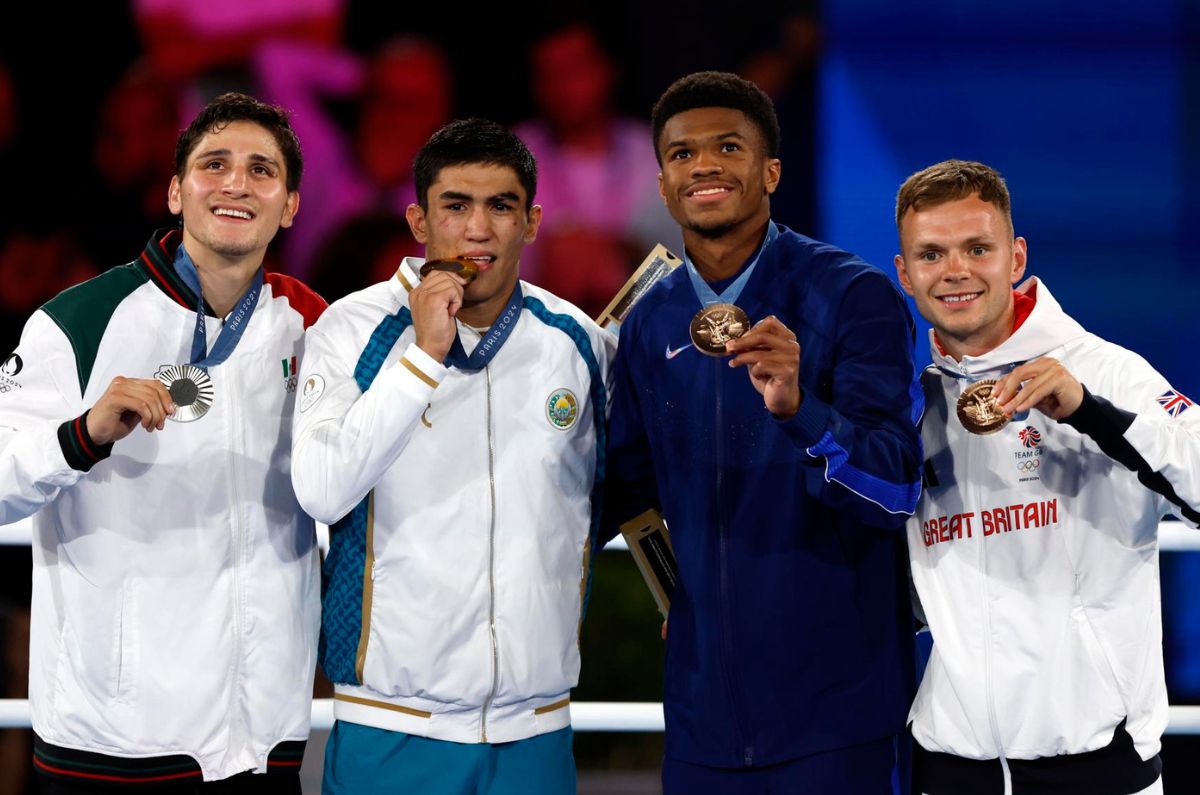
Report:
605,71,922,793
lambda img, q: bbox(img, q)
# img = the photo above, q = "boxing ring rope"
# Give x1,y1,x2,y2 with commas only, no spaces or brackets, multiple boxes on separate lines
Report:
1,519,1198,733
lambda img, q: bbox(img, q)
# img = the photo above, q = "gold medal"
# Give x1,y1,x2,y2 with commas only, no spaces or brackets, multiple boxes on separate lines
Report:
419,257,480,283
156,364,214,423
957,379,1009,434
689,303,750,357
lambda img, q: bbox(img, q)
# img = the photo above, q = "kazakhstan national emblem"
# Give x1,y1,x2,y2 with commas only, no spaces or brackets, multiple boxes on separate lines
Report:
546,388,579,430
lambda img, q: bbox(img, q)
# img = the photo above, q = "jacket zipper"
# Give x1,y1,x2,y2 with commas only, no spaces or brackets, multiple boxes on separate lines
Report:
481,364,499,742
223,360,249,754
972,413,1012,794
714,363,751,766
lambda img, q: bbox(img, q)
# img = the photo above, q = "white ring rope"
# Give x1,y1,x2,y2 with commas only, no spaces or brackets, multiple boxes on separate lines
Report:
1,519,1197,733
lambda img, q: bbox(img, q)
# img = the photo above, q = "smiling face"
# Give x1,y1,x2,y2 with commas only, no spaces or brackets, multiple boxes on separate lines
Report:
895,193,1028,360
168,120,299,269
657,107,780,241
405,163,541,325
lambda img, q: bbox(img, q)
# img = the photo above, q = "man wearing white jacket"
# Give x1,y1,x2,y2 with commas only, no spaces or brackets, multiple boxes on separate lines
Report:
894,159,1196,795
0,93,324,791
291,118,615,794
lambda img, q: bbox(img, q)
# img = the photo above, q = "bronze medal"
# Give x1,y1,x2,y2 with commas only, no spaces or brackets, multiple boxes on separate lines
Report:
689,303,750,357
419,257,480,283
957,379,1009,434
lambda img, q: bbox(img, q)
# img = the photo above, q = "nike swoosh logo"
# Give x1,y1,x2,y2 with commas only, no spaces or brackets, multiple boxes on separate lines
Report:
664,342,693,360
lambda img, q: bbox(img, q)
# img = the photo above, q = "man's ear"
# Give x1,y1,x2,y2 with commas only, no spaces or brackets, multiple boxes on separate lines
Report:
167,175,182,216
405,203,429,244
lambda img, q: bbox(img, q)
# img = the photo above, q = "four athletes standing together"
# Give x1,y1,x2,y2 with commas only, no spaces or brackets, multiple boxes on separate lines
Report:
0,70,1195,795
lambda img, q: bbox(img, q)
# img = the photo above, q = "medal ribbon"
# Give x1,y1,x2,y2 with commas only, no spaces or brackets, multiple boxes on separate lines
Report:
173,246,263,372
442,281,523,373
684,221,779,307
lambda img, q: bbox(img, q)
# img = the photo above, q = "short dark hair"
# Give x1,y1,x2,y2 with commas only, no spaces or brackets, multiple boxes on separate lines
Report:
895,159,1013,232
174,92,303,192
651,71,780,165
413,119,538,211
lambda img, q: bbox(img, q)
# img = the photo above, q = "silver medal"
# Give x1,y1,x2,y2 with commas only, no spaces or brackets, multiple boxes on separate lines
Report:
156,364,214,423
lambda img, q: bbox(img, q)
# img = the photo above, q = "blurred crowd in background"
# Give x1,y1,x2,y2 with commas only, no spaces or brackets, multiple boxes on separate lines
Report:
9,3,1198,793
0,2,815,791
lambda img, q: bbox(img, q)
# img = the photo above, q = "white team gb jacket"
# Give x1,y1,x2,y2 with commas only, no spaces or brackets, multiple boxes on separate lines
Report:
292,258,615,744
0,233,323,781
908,277,1200,764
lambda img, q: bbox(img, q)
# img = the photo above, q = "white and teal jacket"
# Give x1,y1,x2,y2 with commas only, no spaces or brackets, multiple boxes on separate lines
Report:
0,230,324,782
292,258,615,744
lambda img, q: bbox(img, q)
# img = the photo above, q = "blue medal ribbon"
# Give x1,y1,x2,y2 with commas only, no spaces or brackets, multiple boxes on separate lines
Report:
442,281,523,373
684,220,779,307
173,245,263,371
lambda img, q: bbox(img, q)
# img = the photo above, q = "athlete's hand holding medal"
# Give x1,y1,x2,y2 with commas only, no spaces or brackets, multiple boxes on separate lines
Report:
411,258,478,362
86,376,176,445
725,315,802,419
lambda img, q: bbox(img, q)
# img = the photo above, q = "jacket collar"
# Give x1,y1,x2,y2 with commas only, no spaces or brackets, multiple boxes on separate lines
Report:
137,228,218,317
929,277,1088,379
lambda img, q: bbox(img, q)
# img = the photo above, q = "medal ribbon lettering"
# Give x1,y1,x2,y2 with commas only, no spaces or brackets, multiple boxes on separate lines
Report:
442,280,523,373
173,246,263,371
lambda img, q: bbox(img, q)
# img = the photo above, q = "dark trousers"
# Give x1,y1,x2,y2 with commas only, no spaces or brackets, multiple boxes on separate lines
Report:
663,735,898,795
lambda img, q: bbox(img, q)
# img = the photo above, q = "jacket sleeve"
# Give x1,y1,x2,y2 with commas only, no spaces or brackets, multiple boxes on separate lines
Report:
290,320,447,525
774,270,923,527
1062,350,1200,528
0,311,106,524
601,318,662,546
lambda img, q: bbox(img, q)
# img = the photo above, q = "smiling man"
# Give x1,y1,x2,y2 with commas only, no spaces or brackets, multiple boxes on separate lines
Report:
291,118,614,794
896,160,1199,795
0,93,325,792
604,71,922,793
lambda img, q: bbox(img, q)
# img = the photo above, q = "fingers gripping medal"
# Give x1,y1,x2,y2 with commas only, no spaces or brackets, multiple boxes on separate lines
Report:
689,303,751,356
956,379,1009,434
419,257,480,283
156,364,214,422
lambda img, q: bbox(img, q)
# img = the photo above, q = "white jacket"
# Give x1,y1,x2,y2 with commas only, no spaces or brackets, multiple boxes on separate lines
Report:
0,233,322,781
908,278,1200,763
292,259,615,744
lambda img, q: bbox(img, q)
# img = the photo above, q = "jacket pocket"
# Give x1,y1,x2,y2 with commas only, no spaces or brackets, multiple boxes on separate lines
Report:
110,579,139,705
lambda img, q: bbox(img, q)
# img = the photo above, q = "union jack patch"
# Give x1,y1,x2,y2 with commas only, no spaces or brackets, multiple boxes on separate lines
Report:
1157,389,1193,418
1018,426,1042,448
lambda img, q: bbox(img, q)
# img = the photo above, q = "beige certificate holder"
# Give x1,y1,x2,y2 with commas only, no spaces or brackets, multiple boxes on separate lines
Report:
602,245,683,618
618,509,678,619
595,244,683,331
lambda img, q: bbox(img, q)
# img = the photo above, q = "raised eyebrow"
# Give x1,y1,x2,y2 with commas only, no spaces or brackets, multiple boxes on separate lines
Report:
664,131,748,151
193,149,280,168
194,148,232,162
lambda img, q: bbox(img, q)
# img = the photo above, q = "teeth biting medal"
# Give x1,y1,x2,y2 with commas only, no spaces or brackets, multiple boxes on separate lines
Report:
420,257,480,283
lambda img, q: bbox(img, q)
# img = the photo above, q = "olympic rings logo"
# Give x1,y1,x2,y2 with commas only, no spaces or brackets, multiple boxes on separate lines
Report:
1017,459,1040,472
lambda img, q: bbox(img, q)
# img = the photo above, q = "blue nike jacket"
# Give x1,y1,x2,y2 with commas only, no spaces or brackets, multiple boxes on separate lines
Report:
605,224,922,769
